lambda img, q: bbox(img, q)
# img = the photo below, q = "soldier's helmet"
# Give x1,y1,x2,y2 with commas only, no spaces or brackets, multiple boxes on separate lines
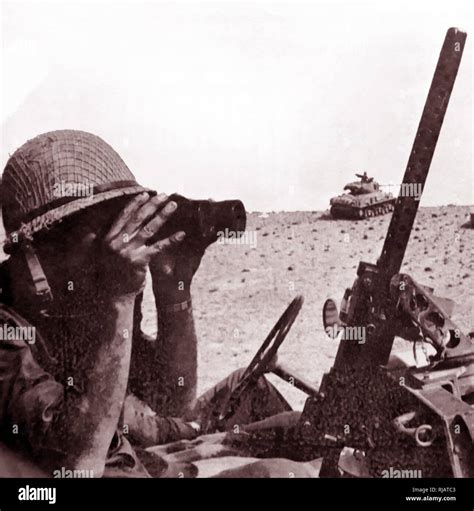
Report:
1,130,149,253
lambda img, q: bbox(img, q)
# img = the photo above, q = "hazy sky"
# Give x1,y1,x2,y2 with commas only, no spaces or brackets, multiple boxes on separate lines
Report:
1,0,472,210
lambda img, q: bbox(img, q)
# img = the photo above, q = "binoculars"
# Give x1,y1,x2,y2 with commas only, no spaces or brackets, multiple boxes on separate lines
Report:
149,193,247,249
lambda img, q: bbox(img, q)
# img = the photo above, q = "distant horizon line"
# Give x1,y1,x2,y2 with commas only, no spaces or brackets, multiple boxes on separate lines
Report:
247,204,474,214
0,204,472,214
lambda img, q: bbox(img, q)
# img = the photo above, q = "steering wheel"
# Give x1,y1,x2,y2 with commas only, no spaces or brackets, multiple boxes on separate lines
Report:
214,295,304,426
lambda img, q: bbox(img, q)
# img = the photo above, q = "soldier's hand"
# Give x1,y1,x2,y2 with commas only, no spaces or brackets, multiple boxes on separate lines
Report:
149,225,205,304
100,192,185,297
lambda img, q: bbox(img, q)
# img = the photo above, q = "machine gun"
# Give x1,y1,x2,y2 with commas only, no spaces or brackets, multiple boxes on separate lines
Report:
294,27,473,478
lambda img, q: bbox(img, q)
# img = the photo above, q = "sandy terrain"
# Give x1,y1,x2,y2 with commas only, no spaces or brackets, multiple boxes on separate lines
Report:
1,206,472,410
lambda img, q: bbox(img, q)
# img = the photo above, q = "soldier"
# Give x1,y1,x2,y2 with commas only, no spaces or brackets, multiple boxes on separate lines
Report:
355,171,374,184
0,130,306,478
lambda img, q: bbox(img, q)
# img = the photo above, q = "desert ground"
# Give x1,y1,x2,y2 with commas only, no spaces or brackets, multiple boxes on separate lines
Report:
0,206,472,410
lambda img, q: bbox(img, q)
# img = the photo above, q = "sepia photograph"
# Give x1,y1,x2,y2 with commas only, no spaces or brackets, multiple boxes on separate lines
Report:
0,0,473,505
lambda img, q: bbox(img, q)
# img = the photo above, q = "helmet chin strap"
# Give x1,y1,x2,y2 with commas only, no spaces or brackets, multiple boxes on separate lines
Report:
22,242,54,314
21,242,96,319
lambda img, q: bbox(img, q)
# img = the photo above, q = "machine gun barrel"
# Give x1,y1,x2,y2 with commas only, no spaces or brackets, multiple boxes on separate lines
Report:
378,28,466,279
